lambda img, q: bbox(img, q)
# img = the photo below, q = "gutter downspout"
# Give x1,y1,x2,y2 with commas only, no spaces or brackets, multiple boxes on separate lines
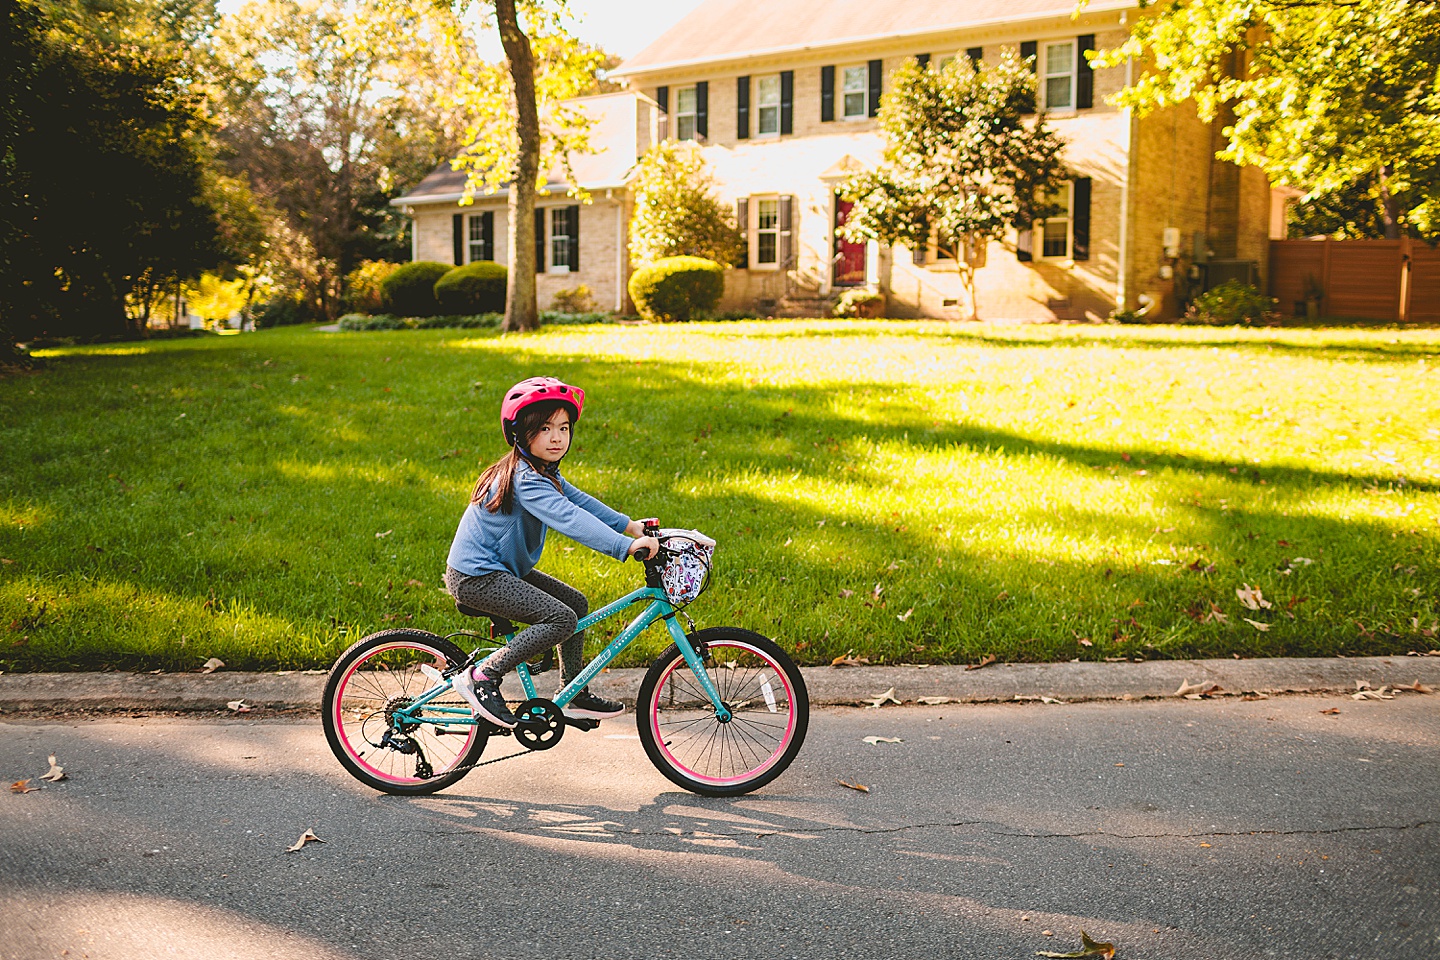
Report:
611,189,624,313
1116,44,1136,311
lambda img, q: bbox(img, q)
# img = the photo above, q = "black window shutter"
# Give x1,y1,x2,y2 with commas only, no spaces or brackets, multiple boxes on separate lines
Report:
567,205,580,272
1072,178,1091,261
912,214,928,265
1077,35,1095,109
735,198,749,268
1017,221,1033,262
966,46,983,63
655,85,668,113
821,65,835,121
695,81,708,139
452,213,463,265
534,207,545,273
737,76,750,139
482,211,494,261
916,53,930,69
779,71,793,135
1019,41,1038,115
867,59,882,117
779,195,793,268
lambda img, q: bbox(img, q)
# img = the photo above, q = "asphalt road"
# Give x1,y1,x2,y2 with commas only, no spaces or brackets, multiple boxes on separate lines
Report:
2,695,1436,960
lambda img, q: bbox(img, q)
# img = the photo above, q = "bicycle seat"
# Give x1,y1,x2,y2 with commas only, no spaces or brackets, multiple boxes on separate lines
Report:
454,601,515,636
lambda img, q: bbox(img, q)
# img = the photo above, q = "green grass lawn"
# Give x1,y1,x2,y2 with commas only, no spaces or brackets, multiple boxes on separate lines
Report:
2,320,1437,672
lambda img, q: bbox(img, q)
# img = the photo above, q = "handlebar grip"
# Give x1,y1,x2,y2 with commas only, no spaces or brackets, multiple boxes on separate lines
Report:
632,546,654,561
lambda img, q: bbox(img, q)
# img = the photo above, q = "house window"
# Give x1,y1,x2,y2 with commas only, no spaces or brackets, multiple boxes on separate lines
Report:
550,207,571,271
1039,182,1073,259
842,66,867,119
1044,41,1075,110
675,85,697,140
937,55,955,72
468,215,487,262
756,199,779,264
755,75,781,136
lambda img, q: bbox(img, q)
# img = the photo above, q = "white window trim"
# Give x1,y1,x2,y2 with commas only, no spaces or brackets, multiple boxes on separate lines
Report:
674,85,698,141
1042,39,1077,114
467,214,488,263
841,64,868,121
548,207,572,274
1037,181,1074,261
755,74,781,138
752,196,781,271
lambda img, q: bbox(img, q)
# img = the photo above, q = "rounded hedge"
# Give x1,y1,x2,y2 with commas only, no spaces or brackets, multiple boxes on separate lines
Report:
434,261,508,315
380,261,451,317
627,256,725,322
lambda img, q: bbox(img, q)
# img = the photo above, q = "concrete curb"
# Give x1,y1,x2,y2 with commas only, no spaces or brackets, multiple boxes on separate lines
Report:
2,656,1438,714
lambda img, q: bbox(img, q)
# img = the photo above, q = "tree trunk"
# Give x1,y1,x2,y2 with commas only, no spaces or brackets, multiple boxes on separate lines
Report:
496,0,540,332
1378,163,1402,240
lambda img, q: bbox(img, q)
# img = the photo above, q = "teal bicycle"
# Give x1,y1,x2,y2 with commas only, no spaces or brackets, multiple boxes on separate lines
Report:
322,523,809,798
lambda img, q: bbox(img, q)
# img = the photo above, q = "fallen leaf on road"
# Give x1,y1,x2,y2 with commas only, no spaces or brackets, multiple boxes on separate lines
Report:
831,651,871,667
863,687,902,709
39,755,65,782
916,696,954,705
836,779,870,793
1236,584,1272,611
10,779,37,793
1352,688,1394,701
897,607,914,622
1320,707,1341,715
862,736,903,745
1040,696,1065,705
1242,618,1271,632
286,829,324,852
965,654,998,672
1396,680,1433,693
199,657,225,674
1174,680,1222,698
1035,929,1116,959
227,699,252,713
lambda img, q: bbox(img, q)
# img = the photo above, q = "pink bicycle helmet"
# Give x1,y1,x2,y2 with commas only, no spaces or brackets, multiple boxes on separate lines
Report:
500,376,585,445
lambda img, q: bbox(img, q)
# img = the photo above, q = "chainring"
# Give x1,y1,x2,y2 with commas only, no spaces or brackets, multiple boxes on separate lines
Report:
512,697,565,751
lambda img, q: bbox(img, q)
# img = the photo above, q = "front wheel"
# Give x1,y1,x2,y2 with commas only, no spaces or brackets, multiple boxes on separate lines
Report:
322,629,489,795
636,627,809,797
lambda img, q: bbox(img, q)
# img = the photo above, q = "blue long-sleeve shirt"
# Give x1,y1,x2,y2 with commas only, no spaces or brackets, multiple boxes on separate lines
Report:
446,462,632,578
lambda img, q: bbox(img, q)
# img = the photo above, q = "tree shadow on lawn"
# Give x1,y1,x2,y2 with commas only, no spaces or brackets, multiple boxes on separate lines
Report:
1,341,1433,670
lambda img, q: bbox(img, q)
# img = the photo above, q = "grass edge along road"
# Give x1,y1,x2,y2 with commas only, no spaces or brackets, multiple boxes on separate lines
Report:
1,320,1436,672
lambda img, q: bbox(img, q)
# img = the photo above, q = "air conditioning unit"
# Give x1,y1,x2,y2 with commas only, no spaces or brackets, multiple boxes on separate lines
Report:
1205,259,1259,290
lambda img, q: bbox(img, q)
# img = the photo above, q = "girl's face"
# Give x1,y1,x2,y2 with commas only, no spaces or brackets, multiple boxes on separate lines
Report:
526,407,572,464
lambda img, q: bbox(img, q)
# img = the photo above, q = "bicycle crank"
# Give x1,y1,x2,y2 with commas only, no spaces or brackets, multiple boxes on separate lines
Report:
512,698,565,751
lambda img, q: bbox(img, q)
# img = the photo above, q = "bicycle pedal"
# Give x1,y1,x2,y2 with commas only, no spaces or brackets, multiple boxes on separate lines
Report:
563,716,599,732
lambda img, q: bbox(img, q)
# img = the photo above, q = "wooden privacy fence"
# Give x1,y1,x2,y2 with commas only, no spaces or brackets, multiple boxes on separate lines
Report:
1270,238,1440,323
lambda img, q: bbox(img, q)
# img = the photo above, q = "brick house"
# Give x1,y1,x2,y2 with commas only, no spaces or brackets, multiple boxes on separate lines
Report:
395,0,1276,321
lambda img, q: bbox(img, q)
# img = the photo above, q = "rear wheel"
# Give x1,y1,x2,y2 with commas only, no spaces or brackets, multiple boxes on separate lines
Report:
322,629,489,795
636,627,808,797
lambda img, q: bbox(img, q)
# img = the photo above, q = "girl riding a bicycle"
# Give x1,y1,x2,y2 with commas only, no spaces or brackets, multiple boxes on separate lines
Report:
444,376,660,730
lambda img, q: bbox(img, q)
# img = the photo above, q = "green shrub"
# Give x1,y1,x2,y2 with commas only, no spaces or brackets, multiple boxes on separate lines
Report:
346,260,402,314
254,296,317,329
540,310,613,326
1184,281,1277,326
434,262,508,315
381,261,451,317
414,313,503,329
627,256,725,322
832,289,885,318
550,284,596,313
338,313,408,331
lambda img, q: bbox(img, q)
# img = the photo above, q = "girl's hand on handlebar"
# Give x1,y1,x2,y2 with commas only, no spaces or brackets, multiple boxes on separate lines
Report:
628,536,660,561
625,517,659,538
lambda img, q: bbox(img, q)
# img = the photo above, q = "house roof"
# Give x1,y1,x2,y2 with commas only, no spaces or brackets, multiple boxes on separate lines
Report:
393,92,647,206
616,0,1134,76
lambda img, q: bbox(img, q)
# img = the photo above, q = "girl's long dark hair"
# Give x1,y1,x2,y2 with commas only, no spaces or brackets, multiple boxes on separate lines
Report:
471,399,570,513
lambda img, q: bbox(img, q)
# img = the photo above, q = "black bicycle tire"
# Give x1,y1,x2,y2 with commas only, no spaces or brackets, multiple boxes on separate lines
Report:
322,629,489,796
635,627,809,797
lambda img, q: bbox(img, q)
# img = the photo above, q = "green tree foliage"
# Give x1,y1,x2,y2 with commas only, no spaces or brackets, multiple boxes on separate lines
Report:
628,141,744,267
839,53,1068,321
1,0,221,342
1096,0,1440,239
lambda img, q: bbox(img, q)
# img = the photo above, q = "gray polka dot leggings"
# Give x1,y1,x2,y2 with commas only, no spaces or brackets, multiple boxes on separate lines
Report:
443,566,588,681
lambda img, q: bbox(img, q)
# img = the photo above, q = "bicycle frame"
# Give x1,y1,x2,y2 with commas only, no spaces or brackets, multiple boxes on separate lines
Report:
390,584,732,730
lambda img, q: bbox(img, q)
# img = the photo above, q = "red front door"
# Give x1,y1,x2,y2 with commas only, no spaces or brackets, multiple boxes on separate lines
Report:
833,198,867,287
